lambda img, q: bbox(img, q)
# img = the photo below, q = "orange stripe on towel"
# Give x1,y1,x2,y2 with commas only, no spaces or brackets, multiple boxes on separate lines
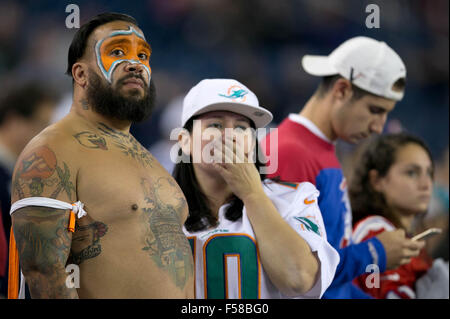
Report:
8,227,19,299
68,210,76,233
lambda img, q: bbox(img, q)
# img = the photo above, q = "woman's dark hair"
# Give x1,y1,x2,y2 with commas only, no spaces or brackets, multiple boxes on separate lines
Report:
173,116,267,232
349,133,434,229
66,12,138,78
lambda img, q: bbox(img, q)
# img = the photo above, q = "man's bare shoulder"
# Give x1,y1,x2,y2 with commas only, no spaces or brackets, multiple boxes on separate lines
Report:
27,120,79,151
11,118,84,203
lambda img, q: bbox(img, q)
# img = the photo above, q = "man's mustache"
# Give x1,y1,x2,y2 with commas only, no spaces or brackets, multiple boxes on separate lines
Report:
116,73,148,89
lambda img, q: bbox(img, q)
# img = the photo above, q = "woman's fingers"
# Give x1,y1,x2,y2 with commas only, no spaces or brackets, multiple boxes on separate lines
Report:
223,137,248,163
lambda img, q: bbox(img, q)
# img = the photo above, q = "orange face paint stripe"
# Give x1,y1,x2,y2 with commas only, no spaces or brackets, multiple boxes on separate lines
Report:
95,26,151,83
99,36,151,72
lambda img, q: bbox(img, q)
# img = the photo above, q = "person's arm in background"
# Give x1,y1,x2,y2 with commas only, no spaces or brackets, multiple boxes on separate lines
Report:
0,204,7,294
270,151,377,286
352,217,432,299
321,199,424,287
10,142,79,299
275,154,424,288
330,237,386,286
1,167,13,296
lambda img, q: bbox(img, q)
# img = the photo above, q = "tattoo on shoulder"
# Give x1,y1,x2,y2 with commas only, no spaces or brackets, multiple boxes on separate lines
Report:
140,177,193,289
72,123,154,168
13,145,76,201
73,132,108,150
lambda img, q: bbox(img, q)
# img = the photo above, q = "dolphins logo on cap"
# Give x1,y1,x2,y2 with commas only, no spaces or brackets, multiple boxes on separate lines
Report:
219,85,248,102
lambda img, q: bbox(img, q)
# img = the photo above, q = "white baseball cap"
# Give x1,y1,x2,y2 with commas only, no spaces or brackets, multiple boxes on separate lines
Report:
302,36,406,101
181,78,273,128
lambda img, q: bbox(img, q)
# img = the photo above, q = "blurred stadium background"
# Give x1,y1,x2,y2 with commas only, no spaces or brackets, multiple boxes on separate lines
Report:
0,0,447,159
0,0,448,299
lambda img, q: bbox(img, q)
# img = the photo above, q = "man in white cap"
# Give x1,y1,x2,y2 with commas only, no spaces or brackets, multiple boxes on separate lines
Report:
262,36,425,298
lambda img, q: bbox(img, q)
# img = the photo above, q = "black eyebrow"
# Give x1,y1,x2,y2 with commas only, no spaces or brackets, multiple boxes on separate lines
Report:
369,105,388,112
404,164,433,173
141,41,152,52
405,164,421,169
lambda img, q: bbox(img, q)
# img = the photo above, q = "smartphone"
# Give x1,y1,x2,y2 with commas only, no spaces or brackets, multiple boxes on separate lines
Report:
412,228,442,241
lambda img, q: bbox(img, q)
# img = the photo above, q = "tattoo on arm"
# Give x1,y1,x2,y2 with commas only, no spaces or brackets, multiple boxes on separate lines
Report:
13,207,78,298
69,221,108,265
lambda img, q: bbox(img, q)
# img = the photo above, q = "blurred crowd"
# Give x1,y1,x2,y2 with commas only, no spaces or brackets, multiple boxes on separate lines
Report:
0,0,448,152
0,0,448,298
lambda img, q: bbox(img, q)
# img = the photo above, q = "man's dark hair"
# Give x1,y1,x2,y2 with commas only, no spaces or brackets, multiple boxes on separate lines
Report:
66,12,138,78
0,83,57,125
315,75,406,101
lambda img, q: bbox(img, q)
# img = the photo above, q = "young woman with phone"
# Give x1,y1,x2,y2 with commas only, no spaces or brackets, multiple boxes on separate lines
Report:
349,133,447,298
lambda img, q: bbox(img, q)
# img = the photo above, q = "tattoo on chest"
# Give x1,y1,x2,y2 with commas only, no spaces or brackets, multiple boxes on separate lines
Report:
72,123,154,168
140,177,192,289
73,132,108,150
13,145,75,201
69,221,108,265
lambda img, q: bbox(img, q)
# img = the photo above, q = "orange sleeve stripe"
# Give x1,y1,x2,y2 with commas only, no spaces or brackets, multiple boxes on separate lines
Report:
8,227,19,299
68,210,76,233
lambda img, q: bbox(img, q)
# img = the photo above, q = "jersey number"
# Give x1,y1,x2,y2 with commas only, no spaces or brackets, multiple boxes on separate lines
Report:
189,234,260,298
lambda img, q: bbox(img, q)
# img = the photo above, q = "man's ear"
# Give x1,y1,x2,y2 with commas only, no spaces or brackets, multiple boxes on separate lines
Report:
72,62,88,88
369,169,385,192
331,78,353,102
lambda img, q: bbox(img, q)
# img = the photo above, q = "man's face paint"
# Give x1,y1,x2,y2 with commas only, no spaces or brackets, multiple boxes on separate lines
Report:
95,26,151,84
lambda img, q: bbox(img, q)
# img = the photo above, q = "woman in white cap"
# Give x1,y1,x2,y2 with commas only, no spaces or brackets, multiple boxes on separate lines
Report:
173,78,339,299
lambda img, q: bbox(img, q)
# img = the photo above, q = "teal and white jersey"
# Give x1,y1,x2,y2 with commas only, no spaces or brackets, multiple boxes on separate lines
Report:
183,180,340,299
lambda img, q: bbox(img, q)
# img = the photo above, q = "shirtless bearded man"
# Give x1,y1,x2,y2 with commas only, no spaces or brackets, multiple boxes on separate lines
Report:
10,13,194,298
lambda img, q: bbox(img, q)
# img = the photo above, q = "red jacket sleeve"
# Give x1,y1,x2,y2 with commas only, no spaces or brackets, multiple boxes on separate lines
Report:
0,204,7,278
262,138,317,184
353,216,432,299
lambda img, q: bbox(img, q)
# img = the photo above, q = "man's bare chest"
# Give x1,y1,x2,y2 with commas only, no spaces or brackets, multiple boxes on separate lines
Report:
72,126,186,225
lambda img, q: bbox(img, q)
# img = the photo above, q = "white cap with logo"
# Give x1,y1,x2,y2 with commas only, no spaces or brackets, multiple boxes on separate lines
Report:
302,36,406,101
181,78,273,128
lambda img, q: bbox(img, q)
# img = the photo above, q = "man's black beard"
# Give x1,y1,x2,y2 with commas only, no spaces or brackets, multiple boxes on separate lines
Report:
86,69,156,123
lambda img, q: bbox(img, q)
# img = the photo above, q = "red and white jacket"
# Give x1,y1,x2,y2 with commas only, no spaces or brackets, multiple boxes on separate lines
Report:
352,215,432,299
